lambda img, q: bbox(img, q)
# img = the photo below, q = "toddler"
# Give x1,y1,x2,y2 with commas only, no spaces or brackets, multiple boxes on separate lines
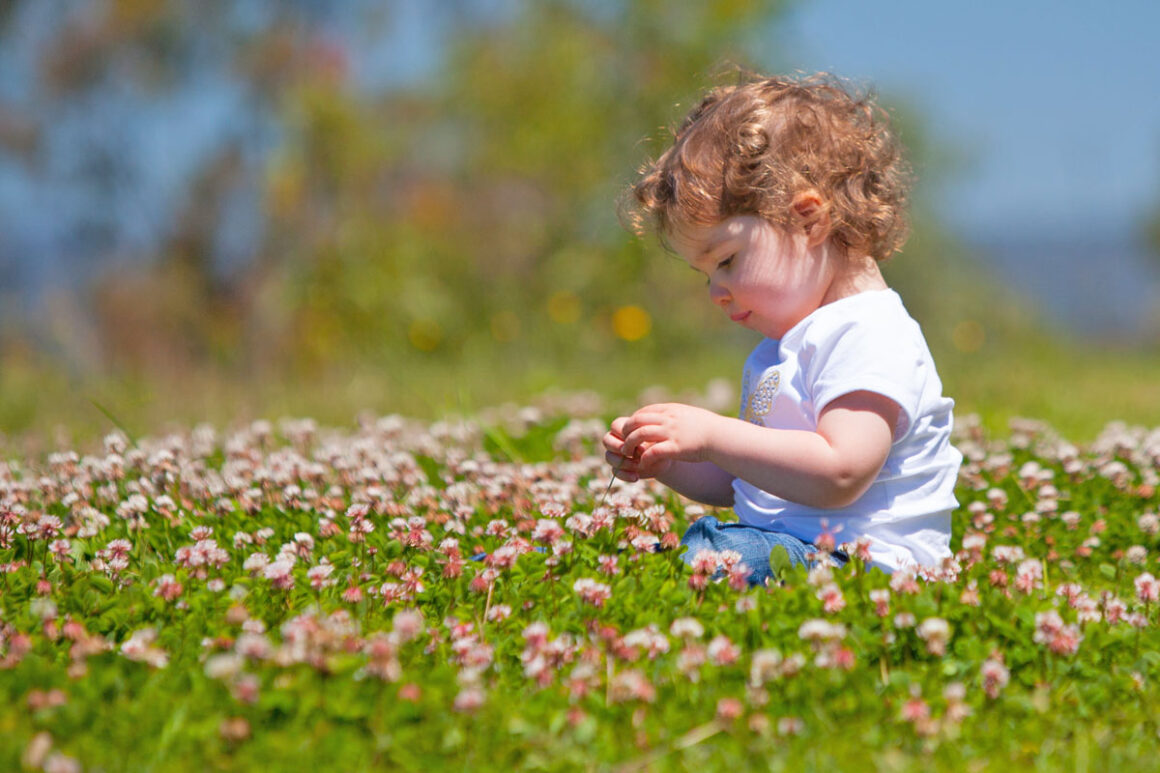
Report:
603,72,962,581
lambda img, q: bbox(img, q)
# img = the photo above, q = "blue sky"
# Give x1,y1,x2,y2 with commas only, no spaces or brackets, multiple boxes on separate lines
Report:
776,0,1160,239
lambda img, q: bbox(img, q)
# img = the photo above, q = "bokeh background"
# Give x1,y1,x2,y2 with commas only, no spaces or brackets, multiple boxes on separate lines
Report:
1,0,1158,444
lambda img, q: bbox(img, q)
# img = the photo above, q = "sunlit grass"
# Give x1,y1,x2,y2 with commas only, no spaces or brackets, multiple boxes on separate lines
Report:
3,328,1158,452
2,389,1159,770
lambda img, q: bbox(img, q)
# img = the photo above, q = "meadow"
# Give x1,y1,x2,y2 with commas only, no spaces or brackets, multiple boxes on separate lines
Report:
5,4,1160,769
2,389,1159,771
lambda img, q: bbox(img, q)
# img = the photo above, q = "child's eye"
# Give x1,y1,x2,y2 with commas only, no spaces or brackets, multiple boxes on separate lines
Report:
717,256,735,271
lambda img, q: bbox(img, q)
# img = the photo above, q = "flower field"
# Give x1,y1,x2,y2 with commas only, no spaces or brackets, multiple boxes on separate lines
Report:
3,396,1160,771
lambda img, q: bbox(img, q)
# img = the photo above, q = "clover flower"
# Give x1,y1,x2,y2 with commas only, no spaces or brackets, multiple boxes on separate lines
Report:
1126,546,1148,565
943,682,972,723
362,634,401,682
669,617,704,640
629,532,660,552
1013,559,1043,594
749,649,783,686
564,513,593,537
798,619,846,644
807,564,834,587
889,569,920,595
522,622,550,650
848,536,873,563
105,539,132,558
1056,583,1084,604
716,697,744,721
916,617,951,656
393,609,425,642
959,532,987,565
597,554,620,576
777,717,805,736
899,695,930,723
607,669,656,704
36,516,62,541
263,558,296,590
1138,512,1160,536
689,550,720,575
1135,572,1159,603
981,656,1010,699
707,635,739,666
1034,610,1082,656
727,562,752,591
153,574,184,602
893,612,916,629
991,545,1025,566
817,583,846,614
307,560,336,590
486,604,511,622
572,578,612,608
120,628,168,668
531,519,565,545
30,598,57,621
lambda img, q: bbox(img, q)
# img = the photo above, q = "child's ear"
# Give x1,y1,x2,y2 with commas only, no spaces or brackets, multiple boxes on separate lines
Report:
791,190,831,248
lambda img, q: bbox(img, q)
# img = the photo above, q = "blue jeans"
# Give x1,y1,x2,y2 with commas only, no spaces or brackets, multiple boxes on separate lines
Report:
679,516,844,586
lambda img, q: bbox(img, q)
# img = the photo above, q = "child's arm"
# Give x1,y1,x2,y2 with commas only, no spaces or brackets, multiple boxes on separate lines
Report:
609,391,899,509
604,418,736,506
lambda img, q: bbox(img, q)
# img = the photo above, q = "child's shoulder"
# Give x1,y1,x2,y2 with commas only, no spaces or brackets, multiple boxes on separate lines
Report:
788,288,915,342
788,289,936,384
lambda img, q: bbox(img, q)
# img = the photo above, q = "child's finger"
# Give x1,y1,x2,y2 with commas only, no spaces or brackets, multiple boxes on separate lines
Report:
639,439,679,466
602,431,625,454
605,451,641,481
621,425,667,459
624,408,668,430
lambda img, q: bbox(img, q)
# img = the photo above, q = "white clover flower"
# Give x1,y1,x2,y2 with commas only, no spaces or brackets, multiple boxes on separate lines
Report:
798,619,846,642
669,617,704,639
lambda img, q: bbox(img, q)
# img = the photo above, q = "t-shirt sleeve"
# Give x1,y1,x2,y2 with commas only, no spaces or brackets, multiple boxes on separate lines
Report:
803,315,928,440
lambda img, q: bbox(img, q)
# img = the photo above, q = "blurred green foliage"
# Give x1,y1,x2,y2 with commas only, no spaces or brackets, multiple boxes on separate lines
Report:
262,0,787,370
1,0,1158,445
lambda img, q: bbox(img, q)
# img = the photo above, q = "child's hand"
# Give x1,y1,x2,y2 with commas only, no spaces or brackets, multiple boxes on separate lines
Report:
608,403,723,478
602,416,671,481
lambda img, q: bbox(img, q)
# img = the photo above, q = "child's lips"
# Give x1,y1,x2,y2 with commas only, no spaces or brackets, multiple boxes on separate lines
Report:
730,311,751,323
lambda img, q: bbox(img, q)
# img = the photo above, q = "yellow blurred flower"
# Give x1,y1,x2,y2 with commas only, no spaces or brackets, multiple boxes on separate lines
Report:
612,305,651,342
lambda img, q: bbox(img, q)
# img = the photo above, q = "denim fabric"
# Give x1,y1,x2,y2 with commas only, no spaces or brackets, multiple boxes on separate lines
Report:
679,516,843,586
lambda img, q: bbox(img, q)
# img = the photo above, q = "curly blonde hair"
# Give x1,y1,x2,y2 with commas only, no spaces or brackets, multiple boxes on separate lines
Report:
625,72,913,262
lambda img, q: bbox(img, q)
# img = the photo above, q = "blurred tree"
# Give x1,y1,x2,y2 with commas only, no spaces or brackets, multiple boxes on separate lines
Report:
0,0,378,374
261,0,788,377
2,0,1019,429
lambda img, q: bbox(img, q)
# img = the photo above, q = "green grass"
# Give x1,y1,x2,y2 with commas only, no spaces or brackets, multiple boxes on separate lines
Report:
3,332,1159,454
2,396,1160,771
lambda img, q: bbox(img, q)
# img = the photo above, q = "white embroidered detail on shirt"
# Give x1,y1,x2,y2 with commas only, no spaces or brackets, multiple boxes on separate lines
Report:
742,370,780,425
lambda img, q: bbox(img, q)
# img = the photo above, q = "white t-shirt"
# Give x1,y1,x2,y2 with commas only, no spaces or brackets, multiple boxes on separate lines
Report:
732,289,961,572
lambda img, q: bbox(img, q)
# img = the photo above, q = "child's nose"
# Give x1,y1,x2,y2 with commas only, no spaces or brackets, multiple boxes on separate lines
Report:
708,281,730,307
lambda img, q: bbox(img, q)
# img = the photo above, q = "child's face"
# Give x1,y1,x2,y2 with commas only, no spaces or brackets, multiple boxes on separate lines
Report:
668,215,837,340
